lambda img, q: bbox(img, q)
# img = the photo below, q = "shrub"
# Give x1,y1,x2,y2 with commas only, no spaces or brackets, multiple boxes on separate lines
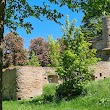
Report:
30,83,57,104
25,51,40,66
56,15,99,99
42,83,56,102
56,80,83,100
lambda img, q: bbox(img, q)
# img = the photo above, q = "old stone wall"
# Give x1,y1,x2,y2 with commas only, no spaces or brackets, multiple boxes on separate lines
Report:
92,61,110,80
3,63,110,100
102,17,110,49
3,68,17,100
16,66,44,100
2,66,57,100
42,67,55,85
91,17,110,61
92,37,103,50
96,50,110,61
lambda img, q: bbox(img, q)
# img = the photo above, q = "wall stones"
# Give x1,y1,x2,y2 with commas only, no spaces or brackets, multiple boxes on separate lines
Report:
2,64,110,100
3,66,57,100
92,61,110,80
16,66,44,100
2,68,17,100
102,16,110,49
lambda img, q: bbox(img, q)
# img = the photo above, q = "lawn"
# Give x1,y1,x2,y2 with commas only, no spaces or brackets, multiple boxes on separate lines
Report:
3,78,110,110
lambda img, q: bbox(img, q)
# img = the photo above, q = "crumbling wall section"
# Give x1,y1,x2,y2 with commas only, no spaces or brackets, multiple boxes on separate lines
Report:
3,68,17,100
16,66,44,100
92,37,103,50
2,66,62,100
92,61,110,80
102,17,110,48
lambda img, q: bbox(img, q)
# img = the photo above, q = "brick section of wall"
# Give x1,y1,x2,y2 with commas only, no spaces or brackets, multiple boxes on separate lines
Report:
92,61,110,80
42,67,56,85
16,66,45,100
2,66,57,100
92,39,103,50
2,64,110,100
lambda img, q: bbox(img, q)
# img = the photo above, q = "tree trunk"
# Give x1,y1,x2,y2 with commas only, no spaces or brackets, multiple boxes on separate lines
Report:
0,0,6,109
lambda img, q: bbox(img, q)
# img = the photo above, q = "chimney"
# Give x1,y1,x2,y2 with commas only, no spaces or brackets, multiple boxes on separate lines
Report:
102,16,110,49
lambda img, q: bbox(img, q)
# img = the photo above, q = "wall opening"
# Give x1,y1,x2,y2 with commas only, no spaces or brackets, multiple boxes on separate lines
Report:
100,73,102,77
44,77,47,79
18,98,21,100
48,75,58,83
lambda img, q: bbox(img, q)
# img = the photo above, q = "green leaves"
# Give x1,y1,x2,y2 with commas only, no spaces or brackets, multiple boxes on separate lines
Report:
48,36,60,67
5,0,64,33
81,0,110,38
56,16,99,98
25,51,40,66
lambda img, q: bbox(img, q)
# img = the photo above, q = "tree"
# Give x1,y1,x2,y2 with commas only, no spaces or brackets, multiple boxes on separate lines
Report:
57,38,65,53
81,17,102,39
0,1,64,106
61,15,77,50
48,36,60,67
3,32,27,67
51,0,110,39
81,0,110,39
53,0,110,17
0,0,108,108
25,51,40,66
0,0,64,109
5,0,64,33
0,1,5,108
29,37,49,66
56,16,99,99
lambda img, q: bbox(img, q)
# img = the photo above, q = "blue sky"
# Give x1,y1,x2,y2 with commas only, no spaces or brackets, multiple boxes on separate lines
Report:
5,1,84,49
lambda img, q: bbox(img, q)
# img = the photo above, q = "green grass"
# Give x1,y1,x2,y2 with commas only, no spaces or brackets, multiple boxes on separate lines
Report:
3,78,110,110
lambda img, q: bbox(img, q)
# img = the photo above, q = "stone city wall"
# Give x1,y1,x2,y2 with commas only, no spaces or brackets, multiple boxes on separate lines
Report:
3,64,110,100
3,68,17,100
102,17,110,49
2,66,57,100
16,66,44,100
91,61,110,80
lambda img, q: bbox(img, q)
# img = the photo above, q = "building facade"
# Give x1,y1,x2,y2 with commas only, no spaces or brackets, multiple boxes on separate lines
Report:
91,16,110,80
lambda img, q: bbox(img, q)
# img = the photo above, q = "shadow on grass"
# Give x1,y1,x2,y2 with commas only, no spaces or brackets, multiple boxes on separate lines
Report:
19,90,87,106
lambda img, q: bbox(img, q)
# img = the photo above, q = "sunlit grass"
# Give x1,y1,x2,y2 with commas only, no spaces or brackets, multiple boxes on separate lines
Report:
3,78,110,110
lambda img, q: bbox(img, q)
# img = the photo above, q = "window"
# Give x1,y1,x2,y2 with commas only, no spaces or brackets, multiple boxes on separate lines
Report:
48,78,53,83
100,73,102,77
18,98,21,100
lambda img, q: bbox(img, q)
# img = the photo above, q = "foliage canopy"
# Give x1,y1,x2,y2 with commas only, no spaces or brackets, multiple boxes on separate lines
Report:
56,15,99,99
48,36,60,67
3,32,26,67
